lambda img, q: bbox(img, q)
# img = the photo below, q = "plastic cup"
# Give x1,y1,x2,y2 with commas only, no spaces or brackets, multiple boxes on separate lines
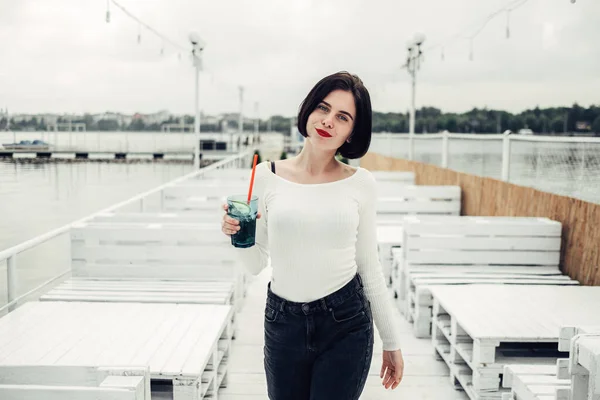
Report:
227,195,259,248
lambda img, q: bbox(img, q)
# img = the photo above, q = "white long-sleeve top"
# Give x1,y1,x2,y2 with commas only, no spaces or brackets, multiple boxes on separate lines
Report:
235,161,402,350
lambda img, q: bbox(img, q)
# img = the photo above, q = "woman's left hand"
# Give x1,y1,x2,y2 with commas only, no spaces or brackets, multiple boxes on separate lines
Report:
381,349,404,389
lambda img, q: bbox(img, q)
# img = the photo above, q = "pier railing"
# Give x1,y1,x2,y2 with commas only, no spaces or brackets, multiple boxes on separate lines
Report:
370,132,600,204
0,149,254,314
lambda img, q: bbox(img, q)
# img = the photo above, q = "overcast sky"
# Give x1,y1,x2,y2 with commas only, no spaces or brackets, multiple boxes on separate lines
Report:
1,0,599,117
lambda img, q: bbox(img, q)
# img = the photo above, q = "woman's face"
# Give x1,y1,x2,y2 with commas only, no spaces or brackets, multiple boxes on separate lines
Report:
305,89,356,151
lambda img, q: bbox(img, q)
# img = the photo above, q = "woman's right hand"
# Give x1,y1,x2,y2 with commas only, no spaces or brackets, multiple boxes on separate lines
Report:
221,204,261,237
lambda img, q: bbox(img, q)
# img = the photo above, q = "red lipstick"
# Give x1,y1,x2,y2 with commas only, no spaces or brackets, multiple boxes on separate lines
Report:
316,129,332,138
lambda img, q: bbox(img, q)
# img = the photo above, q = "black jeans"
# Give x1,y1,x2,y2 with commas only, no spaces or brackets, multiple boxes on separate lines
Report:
263,274,374,400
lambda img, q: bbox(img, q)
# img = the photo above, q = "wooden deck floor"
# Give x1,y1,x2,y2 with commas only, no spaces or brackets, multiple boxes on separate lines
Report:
217,268,469,400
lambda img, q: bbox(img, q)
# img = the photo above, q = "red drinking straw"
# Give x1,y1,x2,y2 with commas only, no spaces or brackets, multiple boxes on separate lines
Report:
247,154,259,204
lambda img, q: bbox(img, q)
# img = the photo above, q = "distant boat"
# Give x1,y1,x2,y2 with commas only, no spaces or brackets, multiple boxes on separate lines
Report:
1,140,52,151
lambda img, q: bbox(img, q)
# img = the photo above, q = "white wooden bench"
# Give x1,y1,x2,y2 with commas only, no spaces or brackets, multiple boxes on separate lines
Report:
371,171,415,184
63,221,246,312
376,185,461,215
162,182,248,212
0,365,150,400
429,285,600,400
0,302,234,400
375,186,461,287
502,364,570,400
397,216,562,316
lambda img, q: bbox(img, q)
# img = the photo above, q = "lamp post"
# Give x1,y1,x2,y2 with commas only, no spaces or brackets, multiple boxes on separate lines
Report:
254,101,259,145
405,32,426,161
189,32,205,169
238,86,244,151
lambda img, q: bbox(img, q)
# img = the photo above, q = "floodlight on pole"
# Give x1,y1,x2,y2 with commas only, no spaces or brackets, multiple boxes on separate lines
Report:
189,31,205,169
405,32,425,161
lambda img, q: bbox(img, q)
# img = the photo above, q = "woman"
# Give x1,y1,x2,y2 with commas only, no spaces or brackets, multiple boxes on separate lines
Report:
222,71,404,399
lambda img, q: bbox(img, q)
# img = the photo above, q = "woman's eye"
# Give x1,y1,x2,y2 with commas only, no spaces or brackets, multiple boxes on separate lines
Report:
338,115,348,122
318,104,329,112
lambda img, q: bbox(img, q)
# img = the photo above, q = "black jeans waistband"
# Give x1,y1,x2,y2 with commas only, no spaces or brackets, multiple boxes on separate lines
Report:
266,274,364,315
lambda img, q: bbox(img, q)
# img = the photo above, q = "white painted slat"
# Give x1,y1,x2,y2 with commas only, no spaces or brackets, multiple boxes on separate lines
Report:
0,365,149,388
417,278,578,287
377,201,460,214
72,224,225,243
93,212,222,224
405,250,560,265
164,184,246,199
72,263,240,281
405,264,563,275
404,217,561,236
559,326,600,352
71,245,235,264
371,171,415,183
0,382,143,400
163,199,224,212
377,185,461,198
199,169,251,180
410,272,569,281
406,236,562,251
41,293,231,304
53,280,233,291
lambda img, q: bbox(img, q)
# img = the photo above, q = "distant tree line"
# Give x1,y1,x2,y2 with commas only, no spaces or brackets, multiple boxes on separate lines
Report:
2,104,599,135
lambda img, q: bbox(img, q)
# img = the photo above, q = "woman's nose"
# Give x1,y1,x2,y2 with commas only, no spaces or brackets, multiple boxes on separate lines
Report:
321,117,333,129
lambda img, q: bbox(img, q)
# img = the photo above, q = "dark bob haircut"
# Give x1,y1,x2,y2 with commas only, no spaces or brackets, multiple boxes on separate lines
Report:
297,71,372,159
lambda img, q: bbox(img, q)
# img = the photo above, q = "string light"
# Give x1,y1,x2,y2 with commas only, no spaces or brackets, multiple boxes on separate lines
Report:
425,0,532,59
469,39,474,61
107,0,187,54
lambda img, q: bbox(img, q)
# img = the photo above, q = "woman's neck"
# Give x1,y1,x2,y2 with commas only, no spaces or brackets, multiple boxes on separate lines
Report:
293,144,339,176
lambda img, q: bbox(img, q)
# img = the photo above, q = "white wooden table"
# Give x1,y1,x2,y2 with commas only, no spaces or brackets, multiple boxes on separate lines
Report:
429,285,600,400
0,302,234,400
409,273,578,338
